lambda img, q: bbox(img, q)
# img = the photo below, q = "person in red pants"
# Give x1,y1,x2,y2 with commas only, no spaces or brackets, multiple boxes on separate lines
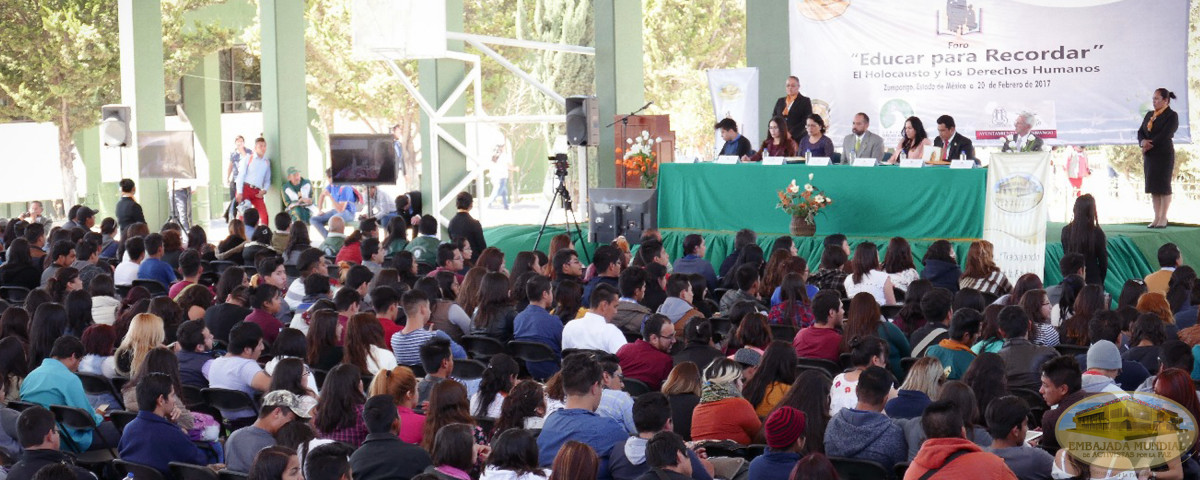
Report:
236,137,272,220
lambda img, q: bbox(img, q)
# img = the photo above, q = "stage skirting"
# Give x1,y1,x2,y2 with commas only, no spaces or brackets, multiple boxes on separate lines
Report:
482,223,1200,300
655,163,988,239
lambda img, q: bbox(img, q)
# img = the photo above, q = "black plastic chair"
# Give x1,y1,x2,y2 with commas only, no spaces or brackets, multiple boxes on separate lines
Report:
1010,386,1050,427
210,260,238,274
50,404,117,462
893,461,910,479
406,363,427,378
453,358,488,380
508,340,559,380
770,324,798,342
6,399,36,412
109,409,138,433
115,284,133,298
198,271,221,287
838,352,853,369
881,305,903,320
201,388,260,432
900,357,919,381
180,384,205,409
829,456,893,480
111,376,131,394
114,459,166,480
284,264,301,278
219,469,250,480
0,286,30,305
797,357,842,377
709,317,733,342
312,368,329,389
75,372,125,410
460,335,508,360
622,330,641,344
171,461,221,480
623,378,651,397
133,279,170,298
1055,344,1089,357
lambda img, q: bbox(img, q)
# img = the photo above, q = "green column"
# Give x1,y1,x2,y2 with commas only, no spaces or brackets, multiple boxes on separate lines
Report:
418,0,468,233
260,0,308,215
594,0,644,188
747,0,791,131
119,0,169,227
183,53,224,220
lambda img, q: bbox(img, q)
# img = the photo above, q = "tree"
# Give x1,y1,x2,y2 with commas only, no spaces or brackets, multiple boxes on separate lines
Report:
162,0,239,102
0,1,121,207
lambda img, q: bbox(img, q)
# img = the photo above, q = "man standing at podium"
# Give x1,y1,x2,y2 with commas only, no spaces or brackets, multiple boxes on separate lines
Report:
1000,113,1044,153
932,115,975,161
841,113,884,162
772,76,813,142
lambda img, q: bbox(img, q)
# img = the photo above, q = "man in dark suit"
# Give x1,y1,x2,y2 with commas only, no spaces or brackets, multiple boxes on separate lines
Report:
932,114,975,162
447,191,486,263
772,76,813,142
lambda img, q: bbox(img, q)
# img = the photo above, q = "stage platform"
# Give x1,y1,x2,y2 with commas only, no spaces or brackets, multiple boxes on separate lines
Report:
482,222,1200,299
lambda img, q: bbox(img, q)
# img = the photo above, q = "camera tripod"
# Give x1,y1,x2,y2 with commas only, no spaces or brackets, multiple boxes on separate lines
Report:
534,163,590,263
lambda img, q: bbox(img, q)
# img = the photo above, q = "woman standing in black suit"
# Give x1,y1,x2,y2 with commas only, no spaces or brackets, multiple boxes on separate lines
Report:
1138,88,1179,228
1061,194,1107,286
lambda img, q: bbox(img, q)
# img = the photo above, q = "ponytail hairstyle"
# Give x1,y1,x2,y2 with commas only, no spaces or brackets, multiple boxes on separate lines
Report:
249,284,280,311
47,267,80,301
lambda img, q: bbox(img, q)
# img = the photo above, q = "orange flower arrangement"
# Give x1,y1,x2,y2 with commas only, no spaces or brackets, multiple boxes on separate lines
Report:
617,130,660,188
777,173,834,223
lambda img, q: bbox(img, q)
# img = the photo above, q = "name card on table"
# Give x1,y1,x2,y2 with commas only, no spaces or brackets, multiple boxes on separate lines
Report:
899,158,924,168
762,156,785,166
715,155,739,164
852,158,878,167
807,157,831,166
950,159,976,169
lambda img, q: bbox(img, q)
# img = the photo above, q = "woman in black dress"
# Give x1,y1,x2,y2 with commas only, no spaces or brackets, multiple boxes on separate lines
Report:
1138,88,1179,228
1061,194,1107,286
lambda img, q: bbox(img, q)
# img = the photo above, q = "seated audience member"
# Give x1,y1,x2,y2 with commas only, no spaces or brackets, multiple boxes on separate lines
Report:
690,358,762,445
472,355,520,419
480,429,549,480
583,245,623,308
749,408,809,480
1081,340,1124,394
552,248,584,289
428,243,466,281
658,274,703,334
417,337,457,407
897,381,991,462
136,233,178,287
909,288,954,356
884,357,943,420
636,431,699,480
306,442,354,480
513,275,563,380
1046,253,1086,308
205,283,251,342
719,229,759,280
536,353,628,479
824,366,907,469
1038,356,1086,452
113,238,145,286
905,400,1013,479
673,318,723,369
672,234,717,291
1137,340,1193,392
367,366,426,445
470,271,517,343
1144,243,1182,295
920,240,961,293
1122,313,1166,373
20,336,120,453
319,215,347,257
617,314,676,391
426,423,488,480
7,406,95,480
745,342,797,416
206,322,272,420
596,357,637,434
925,308,982,380
245,284,285,344
830,335,888,415
995,306,1056,391
40,240,75,287
562,283,628,354
714,118,753,158
225,390,310,473
286,248,326,309
168,249,204,298
370,285,404,342
985,395,1054,480
175,319,215,388
1076,311,1150,391
405,216,441,266
610,393,713,480
792,290,844,363
118,373,212,477
391,290,466,368
719,264,764,317
313,364,370,447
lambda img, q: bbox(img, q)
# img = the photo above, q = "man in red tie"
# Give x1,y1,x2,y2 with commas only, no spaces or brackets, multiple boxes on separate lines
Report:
932,115,975,162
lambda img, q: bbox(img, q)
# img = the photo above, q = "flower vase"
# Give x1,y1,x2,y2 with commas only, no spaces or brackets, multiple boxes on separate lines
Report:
790,216,816,236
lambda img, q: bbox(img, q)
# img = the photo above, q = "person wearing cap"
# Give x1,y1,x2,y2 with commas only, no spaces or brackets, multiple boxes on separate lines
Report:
732,347,762,383
747,407,807,480
283,166,314,224
905,400,1015,480
610,393,714,480
225,390,311,473
118,373,220,477
1081,340,1126,394
71,206,96,231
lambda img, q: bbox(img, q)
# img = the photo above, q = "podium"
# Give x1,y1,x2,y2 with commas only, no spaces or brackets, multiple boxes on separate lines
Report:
613,114,675,188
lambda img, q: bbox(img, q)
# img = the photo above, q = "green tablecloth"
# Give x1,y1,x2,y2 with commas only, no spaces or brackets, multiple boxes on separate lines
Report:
656,163,988,239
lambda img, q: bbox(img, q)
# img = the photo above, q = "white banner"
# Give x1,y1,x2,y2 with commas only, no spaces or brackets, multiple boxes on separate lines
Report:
788,0,1190,147
985,152,1051,281
707,68,760,154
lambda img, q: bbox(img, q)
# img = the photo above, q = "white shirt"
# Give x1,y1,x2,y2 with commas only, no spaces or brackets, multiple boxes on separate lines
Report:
887,269,919,292
829,372,859,416
562,312,628,354
844,269,890,306
264,355,320,395
366,344,398,375
285,277,306,309
470,392,505,419
113,261,140,286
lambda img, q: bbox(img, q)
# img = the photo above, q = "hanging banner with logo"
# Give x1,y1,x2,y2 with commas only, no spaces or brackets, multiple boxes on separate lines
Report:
707,68,760,155
787,0,1190,146
985,152,1051,280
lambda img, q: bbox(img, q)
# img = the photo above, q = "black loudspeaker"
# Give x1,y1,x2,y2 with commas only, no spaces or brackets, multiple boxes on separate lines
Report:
565,95,599,146
588,188,657,245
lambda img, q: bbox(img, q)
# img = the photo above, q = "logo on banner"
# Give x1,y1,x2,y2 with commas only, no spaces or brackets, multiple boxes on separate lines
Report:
880,99,915,130
718,83,743,101
993,173,1044,213
938,0,983,36
796,0,849,21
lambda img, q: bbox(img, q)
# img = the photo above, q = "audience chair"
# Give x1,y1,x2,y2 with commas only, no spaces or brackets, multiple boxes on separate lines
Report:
115,284,133,298
453,358,488,380
561,349,608,360
201,388,260,432
900,357,918,381
829,456,893,480
114,459,166,480
219,469,250,480
198,271,221,288
133,279,170,298
242,265,257,277
507,340,559,381
838,352,853,370
770,324,798,342
881,305,903,320
171,461,221,480
405,364,426,378
76,372,126,410
209,260,238,274
179,384,205,409
5,400,36,412
0,286,29,305
797,357,843,378
622,330,641,344
622,378,651,397
1009,386,1050,427
284,264,301,278
473,416,497,435
894,462,910,479
980,291,1000,305
460,335,508,360
109,410,138,434
311,369,329,389
708,317,734,342
1054,344,1088,357
50,404,117,462
111,376,131,394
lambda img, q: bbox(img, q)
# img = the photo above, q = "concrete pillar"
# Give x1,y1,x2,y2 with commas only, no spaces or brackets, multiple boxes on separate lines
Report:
747,0,791,132
183,53,224,220
119,0,169,227
418,0,468,233
594,0,645,188
260,0,308,215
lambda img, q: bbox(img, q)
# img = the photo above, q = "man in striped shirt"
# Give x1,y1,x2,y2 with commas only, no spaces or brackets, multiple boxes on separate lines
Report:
389,290,466,368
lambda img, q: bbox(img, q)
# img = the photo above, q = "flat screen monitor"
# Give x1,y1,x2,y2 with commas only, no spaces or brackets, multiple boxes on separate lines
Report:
588,188,658,245
137,131,196,179
329,134,398,185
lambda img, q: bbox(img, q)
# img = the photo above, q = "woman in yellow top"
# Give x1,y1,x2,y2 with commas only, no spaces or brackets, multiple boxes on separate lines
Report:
744,341,798,417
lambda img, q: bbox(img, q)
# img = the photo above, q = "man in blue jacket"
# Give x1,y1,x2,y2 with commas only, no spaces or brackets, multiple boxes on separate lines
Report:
118,374,215,477
538,353,628,480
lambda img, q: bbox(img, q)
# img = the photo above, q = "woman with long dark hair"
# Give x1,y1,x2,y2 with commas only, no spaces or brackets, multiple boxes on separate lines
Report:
1061,194,1108,285
1125,313,1167,373
767,256,816,307
1019,289,1059,347
471,272,516,342
961,352,1008,427
458,267,488,317
283,221,311,265
895,279,932,335
28,302,68,370
343,312,398,375
743,341,797,417
477,247,507,274
247,445,300,480
392,250,421,288
883,237,919,293
218,219,247,255
1140,88,1180,228
429,423,490,480
265,329,319,394
46,267,81,303
744,115,798,162
844,242,897,306
772,370,831,454
0,336,29,399
481,428,549,480
492,380,547,436
1060,284,1106,345
830,335,888,415
0,238,40,290
920,240,960,292
472,354,519,419
1167,265,1197,314
972,304,1005,354
552,280,584,323
214,266,248,304
841,293,909,379
888,116,931,163
422,379,485,451
305,310,344,371
63,290,93,337
0,307,29,343
768,272,814,328
510,252,541,282
722,244,765,290
268,357,318,409
313,364,369,446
